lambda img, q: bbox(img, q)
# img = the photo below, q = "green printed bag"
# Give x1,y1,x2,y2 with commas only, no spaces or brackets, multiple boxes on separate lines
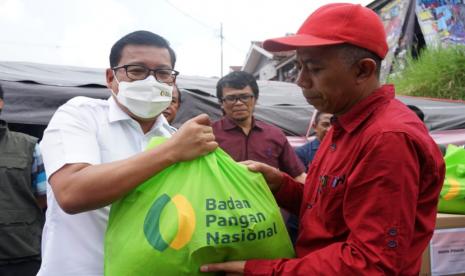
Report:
104,137,294,275
438,144,465,214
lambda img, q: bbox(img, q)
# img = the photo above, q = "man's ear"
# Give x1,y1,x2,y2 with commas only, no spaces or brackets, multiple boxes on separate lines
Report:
354,58,377,83
219,102,226,116
105,68,115,90
0,98,4,109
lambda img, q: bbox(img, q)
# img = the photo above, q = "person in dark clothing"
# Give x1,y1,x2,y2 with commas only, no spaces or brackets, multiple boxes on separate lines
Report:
295,111,332,170
0,85,46,276
212,71,306,182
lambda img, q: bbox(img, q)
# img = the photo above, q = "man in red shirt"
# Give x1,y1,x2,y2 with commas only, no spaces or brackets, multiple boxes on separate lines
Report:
212,71,306,182
201,3,445,275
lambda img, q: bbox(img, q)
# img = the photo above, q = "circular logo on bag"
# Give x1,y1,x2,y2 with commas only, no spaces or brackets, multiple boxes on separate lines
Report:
143,193,196,251
442,177,461,200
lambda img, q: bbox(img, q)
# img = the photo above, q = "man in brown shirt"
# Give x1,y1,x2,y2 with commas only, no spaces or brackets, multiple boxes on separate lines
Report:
212,71,306,182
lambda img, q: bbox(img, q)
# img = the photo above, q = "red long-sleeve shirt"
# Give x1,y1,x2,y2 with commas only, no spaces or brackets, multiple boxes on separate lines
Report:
244,85,445,275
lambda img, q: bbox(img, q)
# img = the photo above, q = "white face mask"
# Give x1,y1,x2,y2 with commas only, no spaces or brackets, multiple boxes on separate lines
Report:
112,76,173,119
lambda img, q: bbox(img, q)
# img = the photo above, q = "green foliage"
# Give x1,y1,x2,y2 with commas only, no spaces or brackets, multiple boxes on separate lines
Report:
388,45,465,100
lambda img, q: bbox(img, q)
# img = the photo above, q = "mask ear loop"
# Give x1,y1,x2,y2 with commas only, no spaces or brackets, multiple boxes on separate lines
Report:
112,69,121,84
110,70,120,97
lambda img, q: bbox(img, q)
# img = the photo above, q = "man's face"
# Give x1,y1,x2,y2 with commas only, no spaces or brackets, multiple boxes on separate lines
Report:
0,98,3,115
314,113,332,141
162,87,180,124
105,45,173,119
220,86,256,123
295,46,359,115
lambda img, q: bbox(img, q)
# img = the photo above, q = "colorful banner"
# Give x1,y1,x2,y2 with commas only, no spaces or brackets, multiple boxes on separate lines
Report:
416,0,465,45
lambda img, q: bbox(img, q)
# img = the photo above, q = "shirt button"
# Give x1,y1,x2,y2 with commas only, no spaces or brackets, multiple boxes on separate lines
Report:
330,143,337,150
307,204,313,209
388,228,397,236
387,240,397,248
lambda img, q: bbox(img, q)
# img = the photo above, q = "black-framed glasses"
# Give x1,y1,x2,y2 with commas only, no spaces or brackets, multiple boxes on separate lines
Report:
112,64,179,84
221,94,254,104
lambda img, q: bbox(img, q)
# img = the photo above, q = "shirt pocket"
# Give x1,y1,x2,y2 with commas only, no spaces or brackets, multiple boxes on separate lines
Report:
316,174,347,232
0,155,28,169
0,155,30,201
0,210,42,259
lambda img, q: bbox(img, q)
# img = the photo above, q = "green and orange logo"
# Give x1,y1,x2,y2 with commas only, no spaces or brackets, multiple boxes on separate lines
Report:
442,177,461,200
144,193,196,251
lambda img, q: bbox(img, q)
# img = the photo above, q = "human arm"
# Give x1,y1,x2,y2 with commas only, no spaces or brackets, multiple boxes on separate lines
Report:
293,143,311,183
293,172,306,184
35,195,46,210
209,132,442,275
294,143,310,171
278,136,307,179
47,114,217,214
200,261,245,275
240,160,304,215
31,144,47,209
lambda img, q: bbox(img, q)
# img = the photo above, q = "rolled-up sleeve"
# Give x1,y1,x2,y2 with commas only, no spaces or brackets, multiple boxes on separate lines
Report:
278,139,306,178
274,173,304,216
31,144,47,196
40,98,101,180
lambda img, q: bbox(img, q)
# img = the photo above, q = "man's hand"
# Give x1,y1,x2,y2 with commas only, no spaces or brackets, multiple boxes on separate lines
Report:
167,114,218,162
48,114,217,214
200,260,245,275
240,160,284,193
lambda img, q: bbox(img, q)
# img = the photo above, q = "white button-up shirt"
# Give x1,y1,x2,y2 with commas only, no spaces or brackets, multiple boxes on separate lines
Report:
38,96,175,276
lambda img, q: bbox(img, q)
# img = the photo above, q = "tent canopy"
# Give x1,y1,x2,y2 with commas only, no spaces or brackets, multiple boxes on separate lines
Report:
1,61,465,139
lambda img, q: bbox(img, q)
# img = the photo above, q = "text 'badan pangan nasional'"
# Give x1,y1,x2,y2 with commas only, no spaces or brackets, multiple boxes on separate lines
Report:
204,197,278,245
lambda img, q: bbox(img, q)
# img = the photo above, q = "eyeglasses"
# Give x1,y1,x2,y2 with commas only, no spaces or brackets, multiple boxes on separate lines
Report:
112,64,179,84
221,94,254,104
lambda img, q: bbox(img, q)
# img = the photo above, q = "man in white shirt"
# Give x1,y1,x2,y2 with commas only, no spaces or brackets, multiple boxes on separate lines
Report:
38,30,217,275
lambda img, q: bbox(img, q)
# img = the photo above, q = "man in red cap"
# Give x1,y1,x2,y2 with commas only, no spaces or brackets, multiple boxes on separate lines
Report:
201,3,445,275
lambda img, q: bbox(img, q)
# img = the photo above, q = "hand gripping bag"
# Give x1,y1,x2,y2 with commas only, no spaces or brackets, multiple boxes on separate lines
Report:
438,144,465,214
104,137,294,275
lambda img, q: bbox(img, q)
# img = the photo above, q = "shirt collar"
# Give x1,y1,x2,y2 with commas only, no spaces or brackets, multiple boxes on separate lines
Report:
108,96,131,123
335,84,394,134
149,113,175,135
222,116,263,131
107,96,175,136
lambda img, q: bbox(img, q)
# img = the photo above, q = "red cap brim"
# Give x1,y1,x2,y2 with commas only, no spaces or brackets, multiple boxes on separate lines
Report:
263,34,344,52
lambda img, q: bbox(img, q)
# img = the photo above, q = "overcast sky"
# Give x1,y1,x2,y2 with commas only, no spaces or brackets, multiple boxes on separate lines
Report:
0,0,372,78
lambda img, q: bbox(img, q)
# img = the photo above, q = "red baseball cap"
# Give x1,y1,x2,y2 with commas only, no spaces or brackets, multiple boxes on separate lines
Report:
263,3,388,59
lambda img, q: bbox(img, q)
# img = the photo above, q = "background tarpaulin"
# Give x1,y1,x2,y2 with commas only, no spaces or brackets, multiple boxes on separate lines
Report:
1,61,465,138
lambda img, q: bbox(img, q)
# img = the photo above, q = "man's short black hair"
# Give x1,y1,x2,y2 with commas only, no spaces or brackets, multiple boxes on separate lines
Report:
0,84,3,100
109,30,177,68
216,71,259,101
407,105,425,122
